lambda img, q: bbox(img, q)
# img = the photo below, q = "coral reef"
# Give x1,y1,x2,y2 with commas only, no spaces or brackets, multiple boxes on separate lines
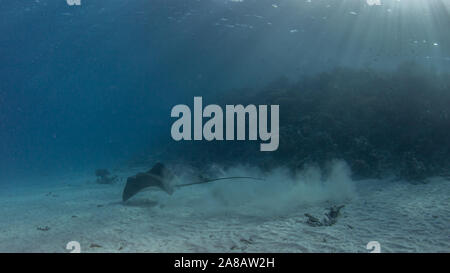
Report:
95,169,118,184
166,63,450,182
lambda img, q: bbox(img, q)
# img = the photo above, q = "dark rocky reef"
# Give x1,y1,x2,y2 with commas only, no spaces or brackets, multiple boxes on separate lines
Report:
165,63,450,182
95,169,118,184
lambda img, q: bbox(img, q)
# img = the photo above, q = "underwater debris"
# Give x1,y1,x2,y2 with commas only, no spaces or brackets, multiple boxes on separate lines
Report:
323,205,345,226
305,205,345,227
45,192,58,197
304,213,323,227
37,226,50,231
95,169,118,184
240,237,255,245
90,243,102,248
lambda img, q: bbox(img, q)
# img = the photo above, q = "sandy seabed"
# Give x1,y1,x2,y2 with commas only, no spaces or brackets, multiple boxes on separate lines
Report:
0,165,448,253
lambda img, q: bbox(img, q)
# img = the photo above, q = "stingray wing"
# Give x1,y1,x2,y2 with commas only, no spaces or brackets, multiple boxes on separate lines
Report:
122,172,165,202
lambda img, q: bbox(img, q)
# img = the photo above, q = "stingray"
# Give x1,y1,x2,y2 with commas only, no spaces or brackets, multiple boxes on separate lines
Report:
122,162,262,202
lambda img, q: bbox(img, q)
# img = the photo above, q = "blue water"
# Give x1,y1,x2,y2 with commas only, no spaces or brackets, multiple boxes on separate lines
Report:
1,0,450,254
1,0,449,181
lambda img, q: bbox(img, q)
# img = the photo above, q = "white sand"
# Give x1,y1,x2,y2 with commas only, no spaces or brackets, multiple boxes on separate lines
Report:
0,163,448,253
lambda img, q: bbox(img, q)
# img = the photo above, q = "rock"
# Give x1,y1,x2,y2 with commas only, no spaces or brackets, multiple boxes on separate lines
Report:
305,213,323,227
90,243,102,248
37,226,50,231
305,205,345,227
95,169,118,184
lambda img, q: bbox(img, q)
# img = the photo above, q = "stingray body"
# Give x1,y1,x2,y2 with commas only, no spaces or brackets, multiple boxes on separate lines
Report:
122,162,262,202
122,163,175,202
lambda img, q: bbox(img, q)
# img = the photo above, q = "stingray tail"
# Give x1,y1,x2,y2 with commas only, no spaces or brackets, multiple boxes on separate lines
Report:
175,176,264,188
